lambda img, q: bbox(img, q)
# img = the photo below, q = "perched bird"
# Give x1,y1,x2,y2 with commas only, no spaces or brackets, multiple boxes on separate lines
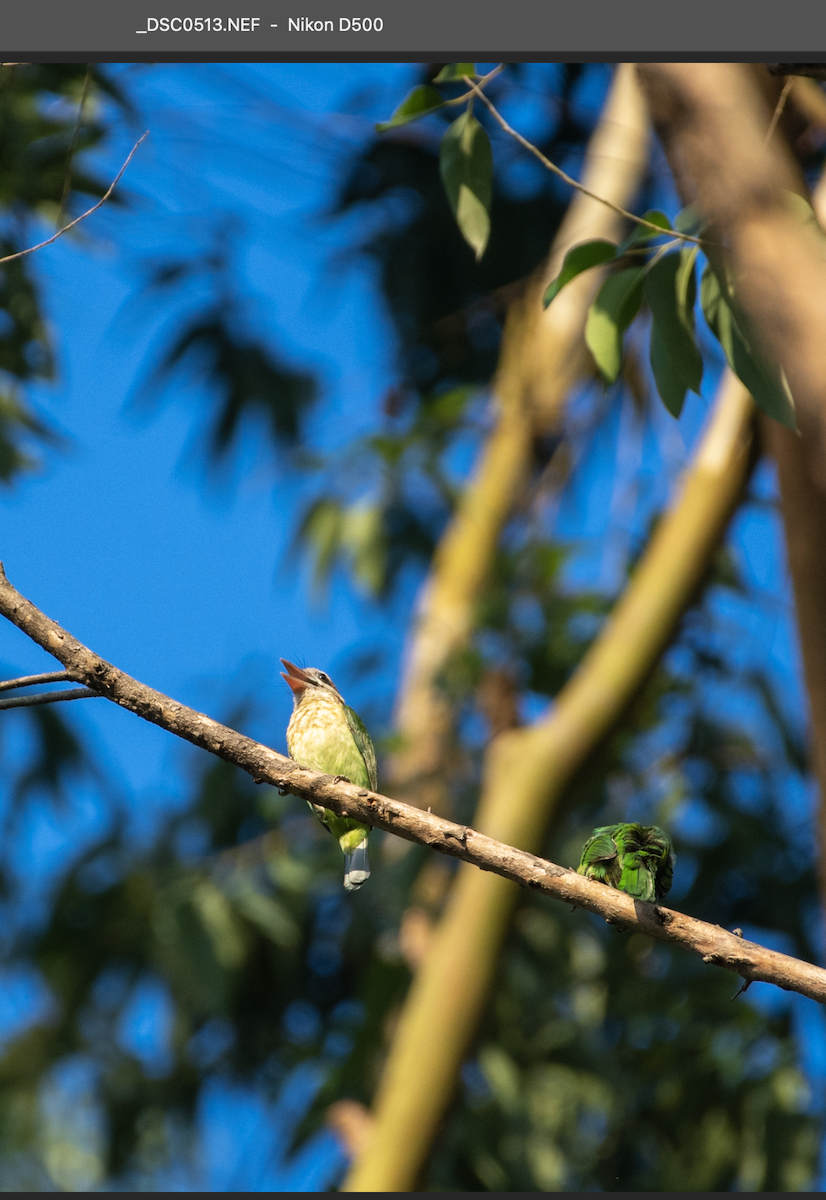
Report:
280,659,377,892
577,823,674,902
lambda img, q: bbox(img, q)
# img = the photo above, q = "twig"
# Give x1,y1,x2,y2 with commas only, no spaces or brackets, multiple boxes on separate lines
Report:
0,563,823,1005
441,63,504,108
55,63,93,231
0,671,71,692
763,76,795,149
464,75,704,247
0,131,149,267
0,687,101,710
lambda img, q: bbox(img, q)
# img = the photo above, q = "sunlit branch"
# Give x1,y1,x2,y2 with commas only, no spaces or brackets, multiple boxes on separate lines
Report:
465,74,705,246
0,131,149,267
0,563,823,1005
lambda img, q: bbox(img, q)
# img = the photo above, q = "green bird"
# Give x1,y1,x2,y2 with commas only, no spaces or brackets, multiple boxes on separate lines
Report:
577,823,674,902
281,659,377,892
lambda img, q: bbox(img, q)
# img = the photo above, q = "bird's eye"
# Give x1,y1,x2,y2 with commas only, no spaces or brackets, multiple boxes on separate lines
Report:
320,673,330,684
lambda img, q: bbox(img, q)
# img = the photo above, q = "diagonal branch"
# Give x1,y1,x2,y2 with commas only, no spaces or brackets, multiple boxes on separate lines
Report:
0,132,148,267
0,563,822,1005
0,687,101,710
466,74,703,245
0,671,72,692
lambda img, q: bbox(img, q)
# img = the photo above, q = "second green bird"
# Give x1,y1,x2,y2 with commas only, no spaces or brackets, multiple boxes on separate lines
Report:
281,658,377,892
577,822,674,902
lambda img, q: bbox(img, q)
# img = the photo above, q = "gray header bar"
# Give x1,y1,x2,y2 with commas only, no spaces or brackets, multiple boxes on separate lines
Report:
1,0,824,54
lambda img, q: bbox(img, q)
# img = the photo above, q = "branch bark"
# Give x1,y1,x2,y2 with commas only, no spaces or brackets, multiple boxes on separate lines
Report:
388,64,650,812
0,562,822,1011
344,370,756,1190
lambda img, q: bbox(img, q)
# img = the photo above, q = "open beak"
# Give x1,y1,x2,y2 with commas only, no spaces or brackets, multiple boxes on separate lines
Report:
280,658,312,695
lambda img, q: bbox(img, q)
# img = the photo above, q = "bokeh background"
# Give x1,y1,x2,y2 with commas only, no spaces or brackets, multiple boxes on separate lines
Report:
0,61,824,1190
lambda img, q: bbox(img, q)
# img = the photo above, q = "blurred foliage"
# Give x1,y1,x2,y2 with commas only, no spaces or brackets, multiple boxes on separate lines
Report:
0,63,126,480
0,61,822,1192
135,232,318,465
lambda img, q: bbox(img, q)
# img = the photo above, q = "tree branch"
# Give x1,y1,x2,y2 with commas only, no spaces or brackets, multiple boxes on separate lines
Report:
0,132,148,267
0,671,72,692
0,563,822,1006
467,75,702,244
0,687,101,710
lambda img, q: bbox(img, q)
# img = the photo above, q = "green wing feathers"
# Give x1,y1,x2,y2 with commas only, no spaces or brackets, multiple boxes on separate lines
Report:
578,823,674,902
344,705,378,791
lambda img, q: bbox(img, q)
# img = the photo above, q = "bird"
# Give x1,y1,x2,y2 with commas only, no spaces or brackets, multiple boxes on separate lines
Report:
280,659,377,892
577,823,674,902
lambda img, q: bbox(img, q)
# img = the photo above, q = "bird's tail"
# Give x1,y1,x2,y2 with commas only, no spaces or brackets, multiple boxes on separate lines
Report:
343,838,370,891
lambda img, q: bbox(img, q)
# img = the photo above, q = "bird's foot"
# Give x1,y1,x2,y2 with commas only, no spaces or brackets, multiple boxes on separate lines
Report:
332,774,351,785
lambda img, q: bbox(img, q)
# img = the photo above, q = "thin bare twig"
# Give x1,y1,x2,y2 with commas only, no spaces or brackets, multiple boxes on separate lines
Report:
440,63,504,108
0,687,101,710
0,131,149,267
464,75,704,247
0,563,823,1005
764,75,795,149
0,671,71,692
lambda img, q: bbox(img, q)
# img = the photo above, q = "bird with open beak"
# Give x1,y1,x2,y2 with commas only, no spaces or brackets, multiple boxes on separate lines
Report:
280,659,376,891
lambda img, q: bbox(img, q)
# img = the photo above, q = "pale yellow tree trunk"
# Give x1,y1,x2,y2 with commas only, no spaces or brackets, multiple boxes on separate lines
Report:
388,64,650,814
344,372,754,1191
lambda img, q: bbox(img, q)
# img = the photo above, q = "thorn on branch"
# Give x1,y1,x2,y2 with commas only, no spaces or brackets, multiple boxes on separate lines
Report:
731,977,753,1000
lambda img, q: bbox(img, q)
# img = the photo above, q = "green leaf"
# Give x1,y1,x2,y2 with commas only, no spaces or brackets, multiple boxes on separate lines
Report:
543,240,618,308
440,111,493,260
701,264,796,429
674,204,706,237
645,249,703,417
618,209,673,252
377,85,445,131
585,268,645,383
433,63,475,83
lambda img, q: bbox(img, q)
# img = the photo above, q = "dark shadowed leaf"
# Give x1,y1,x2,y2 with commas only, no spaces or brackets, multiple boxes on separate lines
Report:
543,240,618,308
700,264,795,429
439,111,493,260
585,267,645,383
645,249,702,418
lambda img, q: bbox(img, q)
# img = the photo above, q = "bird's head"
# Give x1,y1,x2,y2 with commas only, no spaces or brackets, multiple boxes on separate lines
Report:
280,659,343,707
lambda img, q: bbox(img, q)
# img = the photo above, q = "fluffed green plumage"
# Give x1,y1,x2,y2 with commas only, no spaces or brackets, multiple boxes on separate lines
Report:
577,823,674,902
281,659,376,891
